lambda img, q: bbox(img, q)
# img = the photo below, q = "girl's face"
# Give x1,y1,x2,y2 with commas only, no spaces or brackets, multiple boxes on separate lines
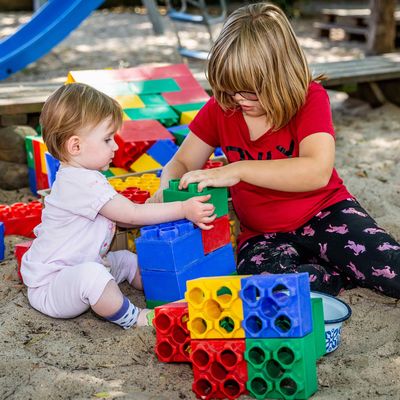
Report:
231,92,265,117
75,117,119,171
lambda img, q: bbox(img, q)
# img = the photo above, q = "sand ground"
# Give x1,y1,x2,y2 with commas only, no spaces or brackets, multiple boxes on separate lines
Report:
0,6,399,400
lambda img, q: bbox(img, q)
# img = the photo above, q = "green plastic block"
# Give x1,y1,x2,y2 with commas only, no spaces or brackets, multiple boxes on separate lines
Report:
311,298,326,359
171,126,190,145
129,78,180,95
25,136,36,168
101,169,114,178
171,101,206,114
146,299,169,309
139,94,168,107
245,335,318,400
163,179,228,218
124,106,179,127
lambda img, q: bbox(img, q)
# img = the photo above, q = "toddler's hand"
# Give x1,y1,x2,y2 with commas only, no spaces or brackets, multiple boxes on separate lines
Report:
146,188,163,204
182,195,216,230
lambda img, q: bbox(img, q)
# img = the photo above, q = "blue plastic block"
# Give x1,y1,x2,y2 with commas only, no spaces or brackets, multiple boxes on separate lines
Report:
135,219,204,271
28,167,37,196
167,124,189,134
214,147,224,157
147,139,179,166
141,243,236,303
0,222,5,261
240,273,313,338
45,152,60,187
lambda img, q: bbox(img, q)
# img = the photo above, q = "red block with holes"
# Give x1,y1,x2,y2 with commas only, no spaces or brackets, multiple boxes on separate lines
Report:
113,120,175,169
203,160,224,169
201,215,231,254
14,241,33,283
153,301,191,363
120,188,150,204
0,201,42,237
191,339,248,400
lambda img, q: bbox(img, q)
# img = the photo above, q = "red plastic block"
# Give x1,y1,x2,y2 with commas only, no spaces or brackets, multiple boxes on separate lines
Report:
32,139,49,191
162,87,210,106
191,339,248,400
120,187,150,204
146,64,192,79
201,215,231,254
14,241,33,283
174,75,204,90
154,301,191,363
0,201,42,237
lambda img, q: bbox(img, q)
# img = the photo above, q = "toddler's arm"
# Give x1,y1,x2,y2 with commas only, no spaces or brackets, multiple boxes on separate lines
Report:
99,193,216,230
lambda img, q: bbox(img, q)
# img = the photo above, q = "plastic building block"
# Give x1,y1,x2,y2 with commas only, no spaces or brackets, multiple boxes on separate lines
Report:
191,339,248,400
89,81,134,96
141,243,236,304
311,298,326,359
14,240,33,283
240,273,313,338
162,87,209,106
130,153,162,172
180,110,198,125
201,214,231,254
171,101,206,114
135,219,204,271
245,335,318,400
120,188,150,204
129,78,181,94
124,106,179,127
185,274,245,339
0,201,42,237
114,94,145,109
214,147,224,157
25,136,35,169
203,160,224,169
44,152,60,187
154,301,191,363
32,137,49,191
167,124,190,145
163,179,228,218
108,167,129,176
0,222,4,261
147,139,179,166
139,94,168,107
28,167,37,195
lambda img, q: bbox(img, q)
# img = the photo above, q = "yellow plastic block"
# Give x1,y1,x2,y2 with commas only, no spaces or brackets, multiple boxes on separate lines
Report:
109,167,129,176
115,95,144,109
185,276,245,339
122,111,131,121
130,154,162,172
36,138,48,174
180,110,198,125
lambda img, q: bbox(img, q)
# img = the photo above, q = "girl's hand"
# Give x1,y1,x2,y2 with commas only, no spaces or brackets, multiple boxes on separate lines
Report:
179,165,240,192
182,195,216,230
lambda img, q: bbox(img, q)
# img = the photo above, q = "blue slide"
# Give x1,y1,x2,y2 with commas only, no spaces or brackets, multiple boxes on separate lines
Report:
0,0,105,80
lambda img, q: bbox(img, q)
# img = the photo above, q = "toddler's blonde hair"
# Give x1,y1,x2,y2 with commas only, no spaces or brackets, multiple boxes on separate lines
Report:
40,83,123,162
207,2,323,131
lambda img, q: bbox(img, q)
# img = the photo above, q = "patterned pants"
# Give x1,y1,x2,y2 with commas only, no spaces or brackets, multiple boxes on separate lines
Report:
237,200,400,298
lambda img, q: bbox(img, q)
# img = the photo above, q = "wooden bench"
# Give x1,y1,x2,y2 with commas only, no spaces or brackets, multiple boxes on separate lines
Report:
314,8,400,44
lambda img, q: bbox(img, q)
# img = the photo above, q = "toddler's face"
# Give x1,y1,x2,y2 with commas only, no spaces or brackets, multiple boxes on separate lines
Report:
77,117,119,171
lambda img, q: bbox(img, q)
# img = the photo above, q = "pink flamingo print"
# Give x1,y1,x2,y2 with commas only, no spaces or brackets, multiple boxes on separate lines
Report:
346,262,365,280
372,266,397,279
342,208,367,217
316,211,331,219
319,243,329,262
326,224,349,234
323,274,331,282
363,227,385,234
377,242,400,251
301,225,315,236
251,254,266,265
264,233,276,239
309,274,317,282
344,240,366,256
276,244,298,256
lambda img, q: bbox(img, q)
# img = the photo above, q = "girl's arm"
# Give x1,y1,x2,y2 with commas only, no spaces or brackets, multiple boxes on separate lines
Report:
147,132,215,203
99,194,216,230
179,132,335,192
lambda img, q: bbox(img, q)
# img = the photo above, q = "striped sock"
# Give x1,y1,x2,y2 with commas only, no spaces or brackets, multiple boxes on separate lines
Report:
105,296,140,330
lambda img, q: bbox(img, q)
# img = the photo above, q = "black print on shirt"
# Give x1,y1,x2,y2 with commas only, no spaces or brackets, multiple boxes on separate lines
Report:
225,140,295,161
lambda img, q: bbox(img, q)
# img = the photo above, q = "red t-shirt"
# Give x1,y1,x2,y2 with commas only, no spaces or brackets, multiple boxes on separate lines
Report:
189,82,352,248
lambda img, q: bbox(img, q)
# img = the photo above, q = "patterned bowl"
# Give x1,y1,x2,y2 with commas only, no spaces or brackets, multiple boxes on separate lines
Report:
311,291,352,354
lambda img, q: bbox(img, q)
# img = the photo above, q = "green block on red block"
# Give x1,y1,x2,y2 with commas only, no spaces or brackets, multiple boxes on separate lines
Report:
129,78,180,95
171,101,206,114
139,94,168,107
124,106,179,127
245,334,318,400
163,179,228,218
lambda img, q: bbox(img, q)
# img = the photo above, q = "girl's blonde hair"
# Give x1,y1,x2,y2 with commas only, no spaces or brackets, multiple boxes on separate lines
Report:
207,2,322,130
40,83,123,162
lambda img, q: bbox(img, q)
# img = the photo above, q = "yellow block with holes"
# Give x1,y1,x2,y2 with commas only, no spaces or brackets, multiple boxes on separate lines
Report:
130,154,162,172
109,167,129,176
180,110,198,125
185,276,245,339
115,95,144,109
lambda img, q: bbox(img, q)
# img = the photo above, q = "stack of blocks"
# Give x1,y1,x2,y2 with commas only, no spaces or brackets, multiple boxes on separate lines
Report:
153,273,326,400
135,179,235,308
